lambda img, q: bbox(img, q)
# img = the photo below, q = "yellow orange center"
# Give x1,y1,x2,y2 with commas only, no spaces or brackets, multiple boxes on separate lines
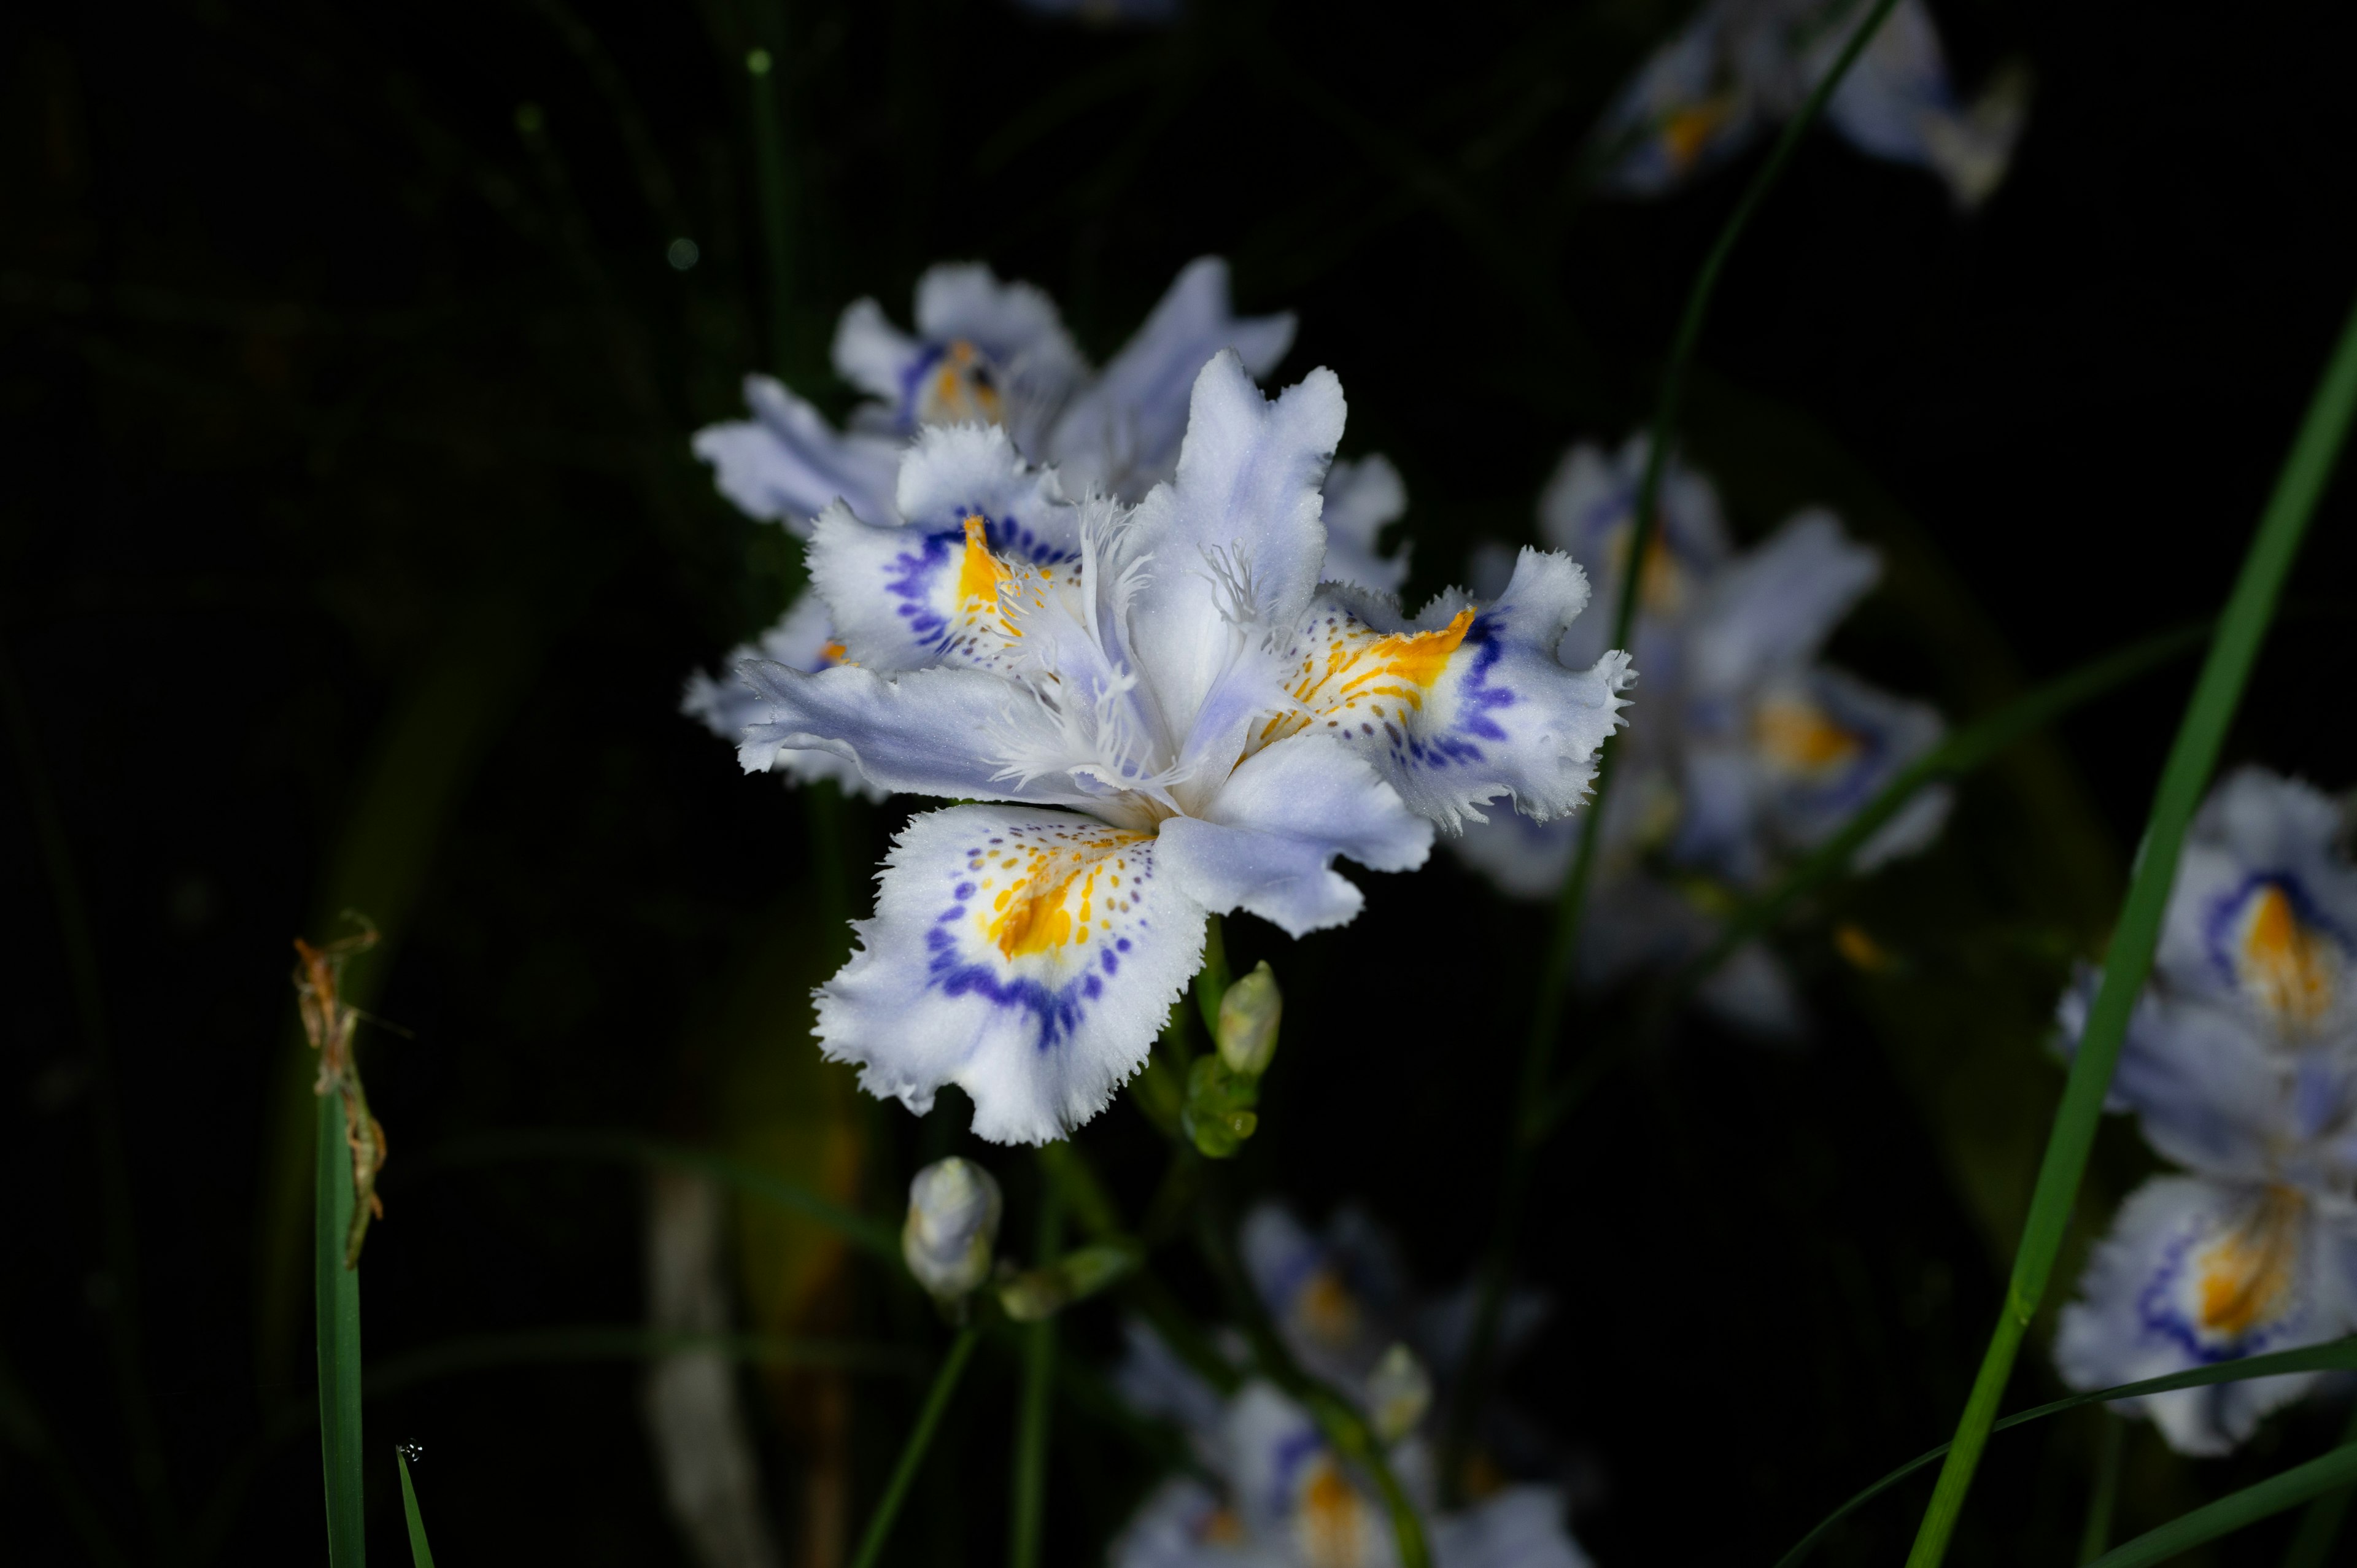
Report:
1753,695,1862,774
1266,608,1474,747
1298,1458,1370,1568
973,828,1149,960
1293,1268,1363,1349
2196,1186,2303,1340
918,339,1005,427
2236,884,2336,1027
1662,96,1735,172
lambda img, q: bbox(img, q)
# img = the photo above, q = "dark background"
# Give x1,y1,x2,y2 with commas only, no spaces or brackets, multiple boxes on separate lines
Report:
6,0,2356,1563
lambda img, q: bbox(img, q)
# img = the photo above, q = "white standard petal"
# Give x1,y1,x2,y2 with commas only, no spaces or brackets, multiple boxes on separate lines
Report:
1278,549,1633,833
1128,354,1347,744
2055,1175,2354,1456
814,805,1207,1144
1320,454,1412,595
682,589,881,800
1684,508,1879,700
1158,736,1433,937
831,296,924,405
892,422,1083,561
1051,257,1298,498
691,375,904,532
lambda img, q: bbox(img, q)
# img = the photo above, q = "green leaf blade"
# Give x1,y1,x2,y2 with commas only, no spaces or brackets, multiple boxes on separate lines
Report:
396,1449,437,1568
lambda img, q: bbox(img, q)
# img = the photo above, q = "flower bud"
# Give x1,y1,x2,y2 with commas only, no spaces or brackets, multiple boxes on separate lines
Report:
902,1157,1002,1302
1366,1342,1432,1445
1216,961,1283,1078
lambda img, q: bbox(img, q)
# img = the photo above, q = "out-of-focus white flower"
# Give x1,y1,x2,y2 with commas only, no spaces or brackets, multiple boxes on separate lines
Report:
727,359,1628,1142
2054,768,2357,1456
902,1157,1004,1301
1452,435,1948,1037
1592,0,2030,210
686,259,1409,794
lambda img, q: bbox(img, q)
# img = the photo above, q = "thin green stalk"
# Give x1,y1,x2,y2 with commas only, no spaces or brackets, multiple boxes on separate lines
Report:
1441,0,1906,1501
2280,1399,2357,1568
1194,914,1231,1035
2078,1412,2124,1564
743,0,794,376
318,1094,366,1567
1776,1332,2357,1567
1905,286,2357,1567
395,1449,437,1568
0,641,179,1557
2088,1442,2357,1568
848,1327,981,1568
1194,1201,1429,1568
1010,1176,1066,1568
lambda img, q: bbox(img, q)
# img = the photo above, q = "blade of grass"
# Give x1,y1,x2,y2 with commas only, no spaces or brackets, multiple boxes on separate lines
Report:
2280,1399,2357,1568
1905,285,2357,1568
1010,1173,1066,1568
395,1448,436,1568
2078,1413,2125,1564
2088,1442,2357,1568
1776,1332,2357,1567
1441,0,1906,1496
1522,619,2210,1140
1,639,179,1556
415,1128,900,1262
318,1094,366,1567
848,1327,981,1568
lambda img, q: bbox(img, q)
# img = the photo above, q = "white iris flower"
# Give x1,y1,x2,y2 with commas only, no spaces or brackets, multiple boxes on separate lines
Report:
1452,435,1947,1035
1592,0,2031,210
729,356,1630,1143
686,257,1412,793
2054,768,2357,1456
1113,1202,1587,1568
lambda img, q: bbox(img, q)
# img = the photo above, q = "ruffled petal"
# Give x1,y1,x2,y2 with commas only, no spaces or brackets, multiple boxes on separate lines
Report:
690,376,904,532
1279,550,1632,833
1816,0,2026,209
1107,1477,1253,1568
1052,257,1298,498
1128,355,1347,744
2153,767,2357,1043
1320,455,1412,595
2055,1175,2353,1456
682,590,881,799
1159,736,1433,936
1540,435,1730,677
815,805,1207,1143
807,427,1084,674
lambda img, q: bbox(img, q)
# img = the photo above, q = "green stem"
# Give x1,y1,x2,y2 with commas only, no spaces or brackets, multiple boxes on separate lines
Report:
1905,287,2357,1567
1440,0,1907,1502
2078,1412,2124,1564
1010,1176,1066,1568
743,1,795,376
1194,1202,1430,1568
0,641,178,1557
317,1094,366,1567
1194,913,1231,1036
848,1327,981,1568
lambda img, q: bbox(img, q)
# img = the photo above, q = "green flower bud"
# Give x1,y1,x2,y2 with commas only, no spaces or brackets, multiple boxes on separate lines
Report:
1216,960,1282,1078
1366,1342,1433,1445
997,1242,1139,1322
902,1157,1002,1302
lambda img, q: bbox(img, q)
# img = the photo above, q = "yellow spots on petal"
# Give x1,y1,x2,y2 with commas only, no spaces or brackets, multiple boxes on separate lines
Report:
1261,608,1476,748
2196,1186,2304,1340
2235,883,2337,1028
818,639,848,666
977,827,1150,960
1753,695,1863,776
1296,1457,1372,1568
